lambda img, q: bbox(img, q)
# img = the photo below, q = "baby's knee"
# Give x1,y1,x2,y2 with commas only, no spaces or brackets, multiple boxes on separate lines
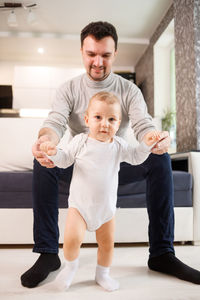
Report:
98,238,114,253
64,235,82,254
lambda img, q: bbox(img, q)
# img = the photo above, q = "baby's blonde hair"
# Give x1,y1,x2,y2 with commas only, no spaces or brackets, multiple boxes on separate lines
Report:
86,91,122,119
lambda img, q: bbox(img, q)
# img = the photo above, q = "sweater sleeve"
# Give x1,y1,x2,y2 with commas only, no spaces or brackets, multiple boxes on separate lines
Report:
48,133,86,168
127,85,156,142
42,81,74,139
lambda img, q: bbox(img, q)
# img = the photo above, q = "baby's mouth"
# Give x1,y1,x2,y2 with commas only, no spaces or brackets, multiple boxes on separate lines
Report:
100,130,108,134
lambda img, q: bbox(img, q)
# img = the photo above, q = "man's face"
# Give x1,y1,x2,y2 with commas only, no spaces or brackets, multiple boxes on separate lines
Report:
81,35,117,81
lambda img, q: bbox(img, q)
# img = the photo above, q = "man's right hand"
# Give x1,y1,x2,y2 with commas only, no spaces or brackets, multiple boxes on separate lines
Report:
32,135,56,168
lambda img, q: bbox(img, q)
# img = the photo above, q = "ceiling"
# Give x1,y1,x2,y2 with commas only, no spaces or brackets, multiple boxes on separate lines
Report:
0,0,173,69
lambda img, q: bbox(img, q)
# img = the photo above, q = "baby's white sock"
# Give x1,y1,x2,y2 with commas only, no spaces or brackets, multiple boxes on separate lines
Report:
55,257,79,290
95,264,119,292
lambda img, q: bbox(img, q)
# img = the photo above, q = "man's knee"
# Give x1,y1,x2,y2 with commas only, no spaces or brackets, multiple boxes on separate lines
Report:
147,153,172,172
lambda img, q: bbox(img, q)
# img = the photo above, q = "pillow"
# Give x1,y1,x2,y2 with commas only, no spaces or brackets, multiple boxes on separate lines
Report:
0,118,44,171
0,117,71,171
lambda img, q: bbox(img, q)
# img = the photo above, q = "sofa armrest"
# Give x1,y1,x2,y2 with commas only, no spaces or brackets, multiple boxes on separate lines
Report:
189,152,200,244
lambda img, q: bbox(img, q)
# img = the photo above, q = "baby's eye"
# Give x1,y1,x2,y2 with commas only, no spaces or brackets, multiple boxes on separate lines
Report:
109,118,116,122
95,115,101,120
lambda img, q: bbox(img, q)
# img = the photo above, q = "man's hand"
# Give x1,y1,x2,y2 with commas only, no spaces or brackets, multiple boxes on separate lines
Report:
143,131,171,155
40,141,57,156
32,135,56,168
143,131,161,147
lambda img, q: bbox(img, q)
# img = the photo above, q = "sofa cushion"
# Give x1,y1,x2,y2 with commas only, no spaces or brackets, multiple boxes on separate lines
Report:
0,170,193,208
0,118,73,172
1,170,191,194
172,171,192,191
117,171,193,208
118,171,192,196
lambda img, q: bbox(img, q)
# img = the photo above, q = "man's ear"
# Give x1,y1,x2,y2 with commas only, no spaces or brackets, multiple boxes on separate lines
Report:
113,50,117,62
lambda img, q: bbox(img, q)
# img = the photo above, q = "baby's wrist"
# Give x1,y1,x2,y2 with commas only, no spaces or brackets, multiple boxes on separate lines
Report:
140,141,152,152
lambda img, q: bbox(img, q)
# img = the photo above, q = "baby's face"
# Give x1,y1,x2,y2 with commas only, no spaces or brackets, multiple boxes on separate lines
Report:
85,100,121,143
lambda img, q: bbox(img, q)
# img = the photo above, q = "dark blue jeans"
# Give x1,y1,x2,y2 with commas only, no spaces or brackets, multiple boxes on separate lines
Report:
32,153,175,258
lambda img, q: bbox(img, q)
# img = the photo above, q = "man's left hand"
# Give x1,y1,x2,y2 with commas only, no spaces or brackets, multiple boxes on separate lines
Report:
144,131,171,155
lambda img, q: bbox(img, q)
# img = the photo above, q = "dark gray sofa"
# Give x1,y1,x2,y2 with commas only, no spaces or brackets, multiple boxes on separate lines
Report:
0,169,193,244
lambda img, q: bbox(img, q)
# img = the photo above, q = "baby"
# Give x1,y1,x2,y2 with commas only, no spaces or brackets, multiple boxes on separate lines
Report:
40,91,160,292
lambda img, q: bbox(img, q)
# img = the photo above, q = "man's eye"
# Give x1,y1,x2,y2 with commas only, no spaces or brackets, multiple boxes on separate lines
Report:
103,54,110,58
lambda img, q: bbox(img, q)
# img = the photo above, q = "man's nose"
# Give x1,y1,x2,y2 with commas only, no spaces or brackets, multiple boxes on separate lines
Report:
94,55,103,67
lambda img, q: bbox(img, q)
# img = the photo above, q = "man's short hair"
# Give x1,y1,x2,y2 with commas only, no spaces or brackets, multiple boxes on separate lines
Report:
81,21,118,50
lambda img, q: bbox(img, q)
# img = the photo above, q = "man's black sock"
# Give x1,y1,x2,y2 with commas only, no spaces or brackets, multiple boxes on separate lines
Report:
21,253,61,288
148,252,200,284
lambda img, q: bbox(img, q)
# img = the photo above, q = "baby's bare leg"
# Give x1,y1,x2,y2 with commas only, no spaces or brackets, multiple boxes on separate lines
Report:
95,217,119,291
55,208,87,290
96,217,115,266
63,207,87,260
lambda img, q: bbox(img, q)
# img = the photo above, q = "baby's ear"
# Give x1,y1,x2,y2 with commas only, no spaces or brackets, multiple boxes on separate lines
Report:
84,113,89,127
116,119,121,130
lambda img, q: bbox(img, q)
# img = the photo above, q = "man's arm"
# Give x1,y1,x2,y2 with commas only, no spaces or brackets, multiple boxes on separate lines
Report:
32,80,74,167
32,127,60,168
127,85,171,154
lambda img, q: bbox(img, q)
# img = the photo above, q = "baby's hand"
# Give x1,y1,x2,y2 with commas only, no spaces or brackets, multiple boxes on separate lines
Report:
143,131,161,147
40,141,57,156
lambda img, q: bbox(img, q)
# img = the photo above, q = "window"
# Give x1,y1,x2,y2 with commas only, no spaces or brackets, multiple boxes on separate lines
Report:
154,19,176,153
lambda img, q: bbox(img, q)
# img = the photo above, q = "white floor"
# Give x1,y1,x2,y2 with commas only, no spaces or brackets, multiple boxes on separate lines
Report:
1,245,200,300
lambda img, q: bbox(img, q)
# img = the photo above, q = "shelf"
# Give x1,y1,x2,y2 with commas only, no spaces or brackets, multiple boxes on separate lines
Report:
0,109,19,117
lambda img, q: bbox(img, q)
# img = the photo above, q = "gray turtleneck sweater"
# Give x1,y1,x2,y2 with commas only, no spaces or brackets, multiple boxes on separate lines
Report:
42,72,155,142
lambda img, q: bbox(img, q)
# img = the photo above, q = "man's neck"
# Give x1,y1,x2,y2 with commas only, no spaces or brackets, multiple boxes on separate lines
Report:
86,72,111,82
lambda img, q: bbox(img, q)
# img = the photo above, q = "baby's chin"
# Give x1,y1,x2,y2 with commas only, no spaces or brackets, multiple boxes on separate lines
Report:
97,136,113,143
89,132,114,143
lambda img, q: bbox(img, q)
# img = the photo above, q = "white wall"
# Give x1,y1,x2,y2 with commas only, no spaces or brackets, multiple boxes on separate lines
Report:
0,61,85,109
13,65,85,109
0,61,134,110
0,61,15,85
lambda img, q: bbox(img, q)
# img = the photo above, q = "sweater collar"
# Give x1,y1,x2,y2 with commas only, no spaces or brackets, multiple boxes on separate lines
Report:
83,72,115,88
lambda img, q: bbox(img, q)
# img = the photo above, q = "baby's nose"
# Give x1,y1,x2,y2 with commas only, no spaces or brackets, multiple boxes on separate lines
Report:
102,119,109,127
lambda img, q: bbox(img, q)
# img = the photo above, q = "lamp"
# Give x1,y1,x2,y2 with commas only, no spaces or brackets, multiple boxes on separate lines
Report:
27,8,37,25
7,10,18,27
0,2,37,27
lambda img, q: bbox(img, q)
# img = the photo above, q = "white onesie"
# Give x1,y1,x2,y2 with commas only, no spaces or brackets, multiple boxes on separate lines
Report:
49,133,151,231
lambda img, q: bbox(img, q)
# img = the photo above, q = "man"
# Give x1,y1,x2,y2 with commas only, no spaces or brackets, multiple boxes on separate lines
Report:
21,21,200,288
